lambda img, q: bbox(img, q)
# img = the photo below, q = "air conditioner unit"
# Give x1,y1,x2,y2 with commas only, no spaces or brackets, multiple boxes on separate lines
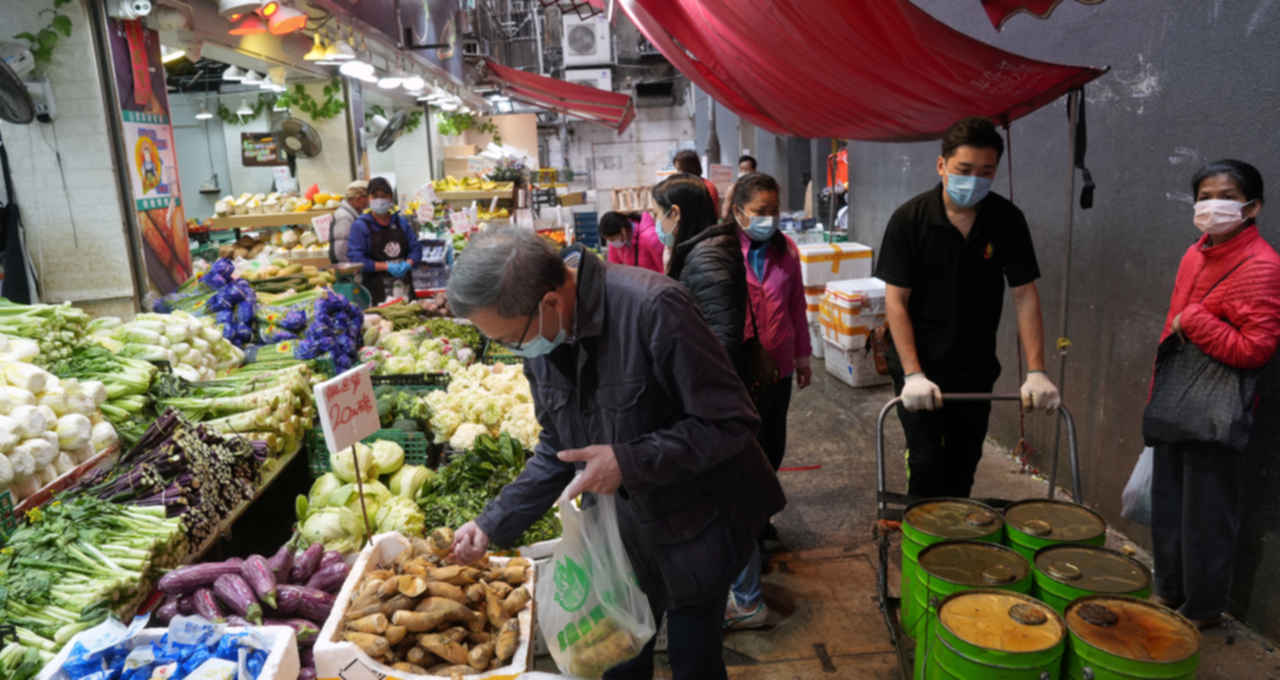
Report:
561,13,610,67
462,39,489,58
564,67,611,92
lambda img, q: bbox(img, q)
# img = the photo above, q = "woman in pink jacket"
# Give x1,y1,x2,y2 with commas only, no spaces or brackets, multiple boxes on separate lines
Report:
602,211,665,273
725,172,811,631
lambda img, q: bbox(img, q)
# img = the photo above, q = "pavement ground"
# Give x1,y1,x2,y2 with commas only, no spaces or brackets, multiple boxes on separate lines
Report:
535,366,1280,678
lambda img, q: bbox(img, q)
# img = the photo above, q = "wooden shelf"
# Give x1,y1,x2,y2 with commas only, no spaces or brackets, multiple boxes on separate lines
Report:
437,190,512,202
208,209,336,232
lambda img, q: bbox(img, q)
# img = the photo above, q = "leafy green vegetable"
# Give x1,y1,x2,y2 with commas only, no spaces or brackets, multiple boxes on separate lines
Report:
374,497,426,536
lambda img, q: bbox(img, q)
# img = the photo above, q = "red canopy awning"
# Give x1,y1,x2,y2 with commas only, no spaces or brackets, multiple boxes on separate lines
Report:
982,0,1105,31
615,0,1105,141
485,58,636,133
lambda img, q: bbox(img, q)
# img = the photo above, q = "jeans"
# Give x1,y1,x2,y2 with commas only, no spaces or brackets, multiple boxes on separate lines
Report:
730,546,764,608
1151,443,1242,619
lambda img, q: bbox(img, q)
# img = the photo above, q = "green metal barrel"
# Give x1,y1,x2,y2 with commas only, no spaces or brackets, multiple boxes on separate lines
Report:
1064,596,1200,679
900,499,1004,639
1033,545,1151,614
911,540,1032,651
1004,500,1105,562
916,589,1066,680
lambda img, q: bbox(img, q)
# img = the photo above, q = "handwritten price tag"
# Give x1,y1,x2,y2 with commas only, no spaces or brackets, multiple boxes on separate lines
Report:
311,213,334,243
313,363,380,454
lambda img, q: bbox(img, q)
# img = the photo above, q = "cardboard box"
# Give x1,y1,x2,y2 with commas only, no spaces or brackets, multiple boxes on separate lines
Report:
797,242,872,288
819,278,886,351
444,143,480,158
39,623,299,680
443,157,493,177
315,533,533,680
824,339,891,388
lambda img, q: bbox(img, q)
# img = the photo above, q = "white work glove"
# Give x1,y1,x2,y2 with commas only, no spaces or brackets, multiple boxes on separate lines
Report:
1020,370,1061,413
901,373,942,412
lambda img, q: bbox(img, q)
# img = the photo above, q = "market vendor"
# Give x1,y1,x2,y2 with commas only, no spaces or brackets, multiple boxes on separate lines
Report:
875,117,1059,499
329,179,368,263
347,176,422,304
446,228,784,680
601,210,664,273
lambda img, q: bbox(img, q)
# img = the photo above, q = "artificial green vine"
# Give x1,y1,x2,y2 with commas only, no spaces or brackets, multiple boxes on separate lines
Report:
437,111,501,144
14,0,74,72
217,95,269,124
275,79,345,121
368,104,424,135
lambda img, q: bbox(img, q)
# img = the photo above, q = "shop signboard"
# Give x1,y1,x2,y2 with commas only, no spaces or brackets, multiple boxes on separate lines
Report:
241,133,287,167
106,18,192,295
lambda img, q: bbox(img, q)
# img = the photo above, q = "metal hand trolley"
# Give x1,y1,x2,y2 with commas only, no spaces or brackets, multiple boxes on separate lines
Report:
873,394,1084,680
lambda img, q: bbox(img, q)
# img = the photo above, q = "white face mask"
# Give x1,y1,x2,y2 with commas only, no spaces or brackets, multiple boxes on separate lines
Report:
1194,199,1253,235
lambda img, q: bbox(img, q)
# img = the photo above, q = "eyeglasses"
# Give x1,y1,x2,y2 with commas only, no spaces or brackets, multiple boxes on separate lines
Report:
497,310,536,352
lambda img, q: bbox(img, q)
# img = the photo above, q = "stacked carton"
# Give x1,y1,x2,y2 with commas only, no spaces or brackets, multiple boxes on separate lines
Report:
797,241,872,359
820,277,890,388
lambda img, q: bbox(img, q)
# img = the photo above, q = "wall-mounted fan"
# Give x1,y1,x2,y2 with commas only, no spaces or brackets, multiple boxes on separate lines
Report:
375,112,408,152
272,116,322,158
0,44,36,125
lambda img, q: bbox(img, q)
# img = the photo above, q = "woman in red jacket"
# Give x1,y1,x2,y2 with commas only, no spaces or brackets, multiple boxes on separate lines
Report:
1152,159,1280,629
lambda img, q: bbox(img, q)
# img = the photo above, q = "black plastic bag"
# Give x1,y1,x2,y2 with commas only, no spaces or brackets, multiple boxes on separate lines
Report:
1142,335,1259,452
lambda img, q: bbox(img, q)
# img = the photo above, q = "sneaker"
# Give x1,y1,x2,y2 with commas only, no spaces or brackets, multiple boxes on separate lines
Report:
724,597,769,630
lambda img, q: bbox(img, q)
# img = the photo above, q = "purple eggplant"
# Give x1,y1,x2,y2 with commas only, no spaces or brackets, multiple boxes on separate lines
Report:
299,667,316,680
299,647,314,669
266,545,294,582
240,555,279,609
177,594,196,616
213,573,264,624
319,550,344,569
266,618,320,646
154,597,180,626
276,584,335,623
193,588,224,622
304,560,350,593
157,560,245,595
290,543,324,584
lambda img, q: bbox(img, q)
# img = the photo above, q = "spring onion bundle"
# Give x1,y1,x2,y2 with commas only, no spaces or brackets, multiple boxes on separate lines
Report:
0,299,89,365
153,363,317,455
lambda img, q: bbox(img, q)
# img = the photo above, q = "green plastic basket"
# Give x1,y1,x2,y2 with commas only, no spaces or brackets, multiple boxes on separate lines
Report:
307,426,433,477
481,338,524,365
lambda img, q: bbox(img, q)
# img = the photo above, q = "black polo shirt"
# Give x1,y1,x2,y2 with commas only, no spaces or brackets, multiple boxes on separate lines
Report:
874,184,1039,371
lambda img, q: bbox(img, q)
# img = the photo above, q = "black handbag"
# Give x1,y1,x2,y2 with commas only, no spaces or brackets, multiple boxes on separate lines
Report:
1142,257,1259,452
744,295,780,403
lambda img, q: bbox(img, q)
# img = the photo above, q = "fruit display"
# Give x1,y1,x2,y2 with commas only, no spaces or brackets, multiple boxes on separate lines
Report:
215,192,337,217
432,176,513,194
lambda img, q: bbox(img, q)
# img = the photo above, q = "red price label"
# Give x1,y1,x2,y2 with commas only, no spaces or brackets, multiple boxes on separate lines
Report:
314,364,380,453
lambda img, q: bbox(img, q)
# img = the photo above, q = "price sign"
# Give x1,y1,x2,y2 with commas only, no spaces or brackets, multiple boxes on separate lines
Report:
314,363,380,454
312,212,334,243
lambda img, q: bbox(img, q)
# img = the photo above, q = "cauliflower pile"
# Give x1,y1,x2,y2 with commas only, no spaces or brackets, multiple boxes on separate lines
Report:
423,363,540,451
364,329,476,376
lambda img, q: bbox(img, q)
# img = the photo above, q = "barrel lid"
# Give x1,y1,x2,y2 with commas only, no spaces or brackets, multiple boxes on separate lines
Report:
905,498,1003,539
919,540,1029,586
940,590,1064,652
1066,597,1199,663
1035,545,1151,593
1005,500,1105,541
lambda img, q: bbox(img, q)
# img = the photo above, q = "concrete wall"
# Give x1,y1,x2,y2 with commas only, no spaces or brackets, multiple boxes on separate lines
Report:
169,93,231,222
842,0,1280,636
0,0,135,307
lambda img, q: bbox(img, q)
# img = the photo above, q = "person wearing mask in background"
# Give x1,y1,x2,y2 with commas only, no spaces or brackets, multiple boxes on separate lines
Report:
329,180,368,263
347,176,422,305
875,117,1058,501
725,172,811,630
1148,160,1280,630
673,149,721,210
446,228,784,680
654,174,748,380
738,155,757,176
602,210,664,273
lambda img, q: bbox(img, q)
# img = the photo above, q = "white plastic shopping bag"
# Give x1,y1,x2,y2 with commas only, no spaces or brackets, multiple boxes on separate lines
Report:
536,492,655,678
1121,446,1154,525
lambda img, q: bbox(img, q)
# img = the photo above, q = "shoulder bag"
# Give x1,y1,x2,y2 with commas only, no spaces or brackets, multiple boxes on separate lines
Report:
744,293,780,403
1142,256,1259,452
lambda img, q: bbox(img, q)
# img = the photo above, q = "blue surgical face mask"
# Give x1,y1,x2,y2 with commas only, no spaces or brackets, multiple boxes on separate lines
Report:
744,215,779,242
945,174,992,208
370,198,393,215
509,304,566,358
657,209,677,247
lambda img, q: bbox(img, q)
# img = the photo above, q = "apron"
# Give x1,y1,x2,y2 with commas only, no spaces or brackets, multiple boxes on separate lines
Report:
364,217,412,304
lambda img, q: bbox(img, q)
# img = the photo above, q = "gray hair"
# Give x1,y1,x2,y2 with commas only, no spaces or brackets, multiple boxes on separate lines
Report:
447,227,567,318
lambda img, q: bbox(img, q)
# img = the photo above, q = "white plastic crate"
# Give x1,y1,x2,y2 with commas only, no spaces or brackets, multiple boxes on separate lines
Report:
797,242,872,288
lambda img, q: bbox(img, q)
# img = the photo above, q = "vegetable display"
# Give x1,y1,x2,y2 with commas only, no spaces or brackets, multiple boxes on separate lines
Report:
296,439,434,554
255,288,326,343
417,433,560,548
50,345,158,448
0,495,185,679
364,329,475,378
45,615,276,680
87,311,245,382
421,363,539,451
200,259,259,348
0,300,89,366
294,291,363,372
330,528,532,675
0,356,116,503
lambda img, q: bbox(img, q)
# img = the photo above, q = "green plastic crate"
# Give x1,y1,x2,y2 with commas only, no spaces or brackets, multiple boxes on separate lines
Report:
307,426,432,477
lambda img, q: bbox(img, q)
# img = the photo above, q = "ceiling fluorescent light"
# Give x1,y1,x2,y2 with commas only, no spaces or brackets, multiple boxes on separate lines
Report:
241,70,262,85
195,104,213,120
325,40,355,61
402,76,425,91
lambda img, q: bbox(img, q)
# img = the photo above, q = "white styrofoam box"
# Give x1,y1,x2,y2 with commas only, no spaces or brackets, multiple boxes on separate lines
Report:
804,285,825,324
809,321,825,359
819,278,887,350
824,340,891,388
797,242,872,288
39,623,299,680
315,532,534,680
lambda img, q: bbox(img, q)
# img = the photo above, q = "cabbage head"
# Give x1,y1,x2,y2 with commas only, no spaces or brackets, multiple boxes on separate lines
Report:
298,506,364,554
370,439,405,475
330,442,378,482
374,496,426,537
308,472,344,506
327,480,391,531
389,464,433,498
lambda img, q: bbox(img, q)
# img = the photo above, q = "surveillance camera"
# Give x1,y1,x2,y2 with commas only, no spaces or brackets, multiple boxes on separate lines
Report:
109,0,152,19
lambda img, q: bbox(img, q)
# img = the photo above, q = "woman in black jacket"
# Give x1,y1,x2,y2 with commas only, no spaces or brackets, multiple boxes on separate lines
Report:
653,174,748,379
